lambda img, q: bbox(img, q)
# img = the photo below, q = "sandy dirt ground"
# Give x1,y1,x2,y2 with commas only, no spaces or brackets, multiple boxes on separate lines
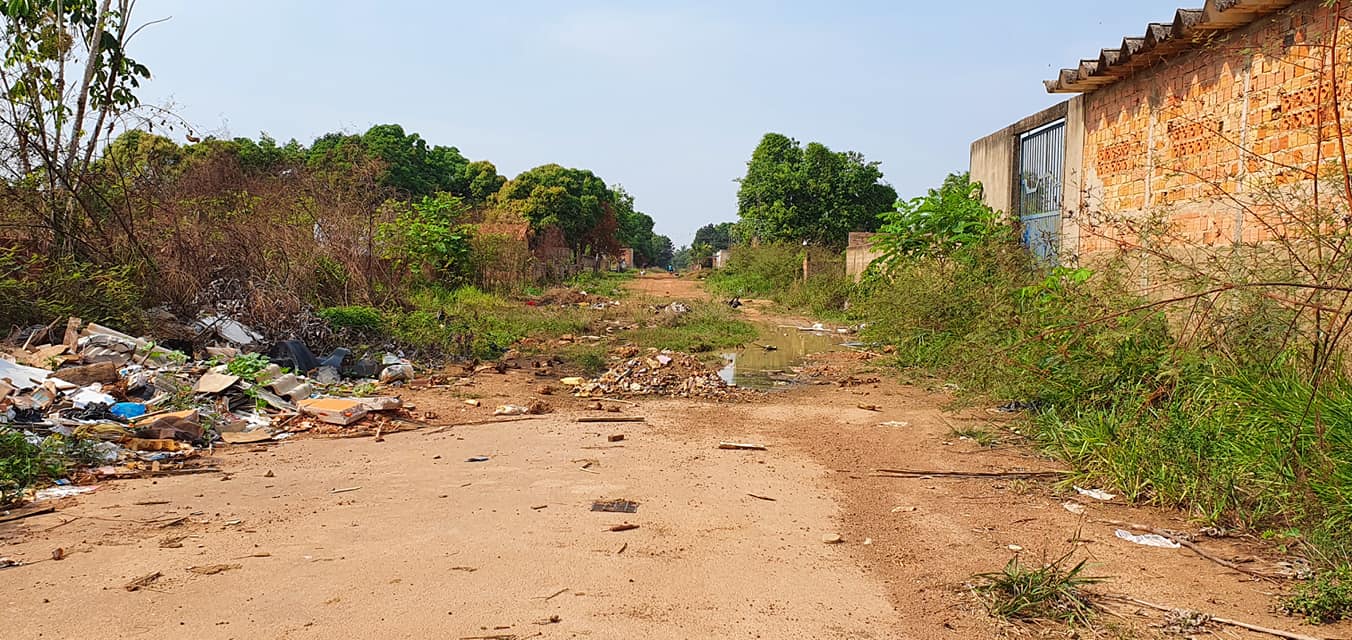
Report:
2,272,1346,639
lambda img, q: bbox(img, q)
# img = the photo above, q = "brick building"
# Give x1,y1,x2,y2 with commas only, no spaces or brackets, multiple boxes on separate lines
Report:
972,0,1351,262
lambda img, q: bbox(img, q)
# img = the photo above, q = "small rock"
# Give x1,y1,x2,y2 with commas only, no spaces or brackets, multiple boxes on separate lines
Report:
821,534,844,544
862,538,873,546
891,506,917,513
1007,544,1023,552
263,470,275,478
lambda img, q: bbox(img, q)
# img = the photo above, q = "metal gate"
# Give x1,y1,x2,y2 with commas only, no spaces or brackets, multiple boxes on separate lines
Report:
1017,120,1065,262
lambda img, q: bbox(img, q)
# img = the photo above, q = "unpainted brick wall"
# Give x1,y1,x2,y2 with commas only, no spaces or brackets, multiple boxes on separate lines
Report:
1075,0,1352,255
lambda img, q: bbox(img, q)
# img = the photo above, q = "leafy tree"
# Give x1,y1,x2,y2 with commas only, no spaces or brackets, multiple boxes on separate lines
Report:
873,172,1006,268
0,0,154,259
736,133,897,247
377,192,474,284
494,164,612,252
693,222,736,251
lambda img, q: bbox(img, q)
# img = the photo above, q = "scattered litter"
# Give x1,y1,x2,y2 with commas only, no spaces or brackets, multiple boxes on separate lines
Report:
1074,486,1117,501
1062,501,1087,515
493,404,529,416
466,456,490,463
857,404,882,412
878,421,910,428
747,493,776,502
591,499,639,513
565,349,737,399
34,485,98,501
718,442,766,451
821,533,844,544
463,398,481,407
576,416,644,423
1007,544,1024,552
607,434,625,442
331,486,362,494
608,523,640,532
863,538,873,546
51,547,66,561
0,557,21,568
1114,529,1181,549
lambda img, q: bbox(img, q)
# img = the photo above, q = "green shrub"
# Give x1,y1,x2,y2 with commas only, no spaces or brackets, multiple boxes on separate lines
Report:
319,305,385,334
1285,566,1352,624
0,247,145,331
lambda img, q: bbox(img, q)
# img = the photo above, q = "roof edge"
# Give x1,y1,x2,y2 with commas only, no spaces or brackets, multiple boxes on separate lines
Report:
1045,0,1298,94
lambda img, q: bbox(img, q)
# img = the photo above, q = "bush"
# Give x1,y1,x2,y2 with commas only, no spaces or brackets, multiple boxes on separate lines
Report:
1285,565,1352,624
0,247,145,331
319,305,385,334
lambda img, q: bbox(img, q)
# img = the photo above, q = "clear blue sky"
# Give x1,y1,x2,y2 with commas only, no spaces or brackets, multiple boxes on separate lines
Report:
132,1,1186,246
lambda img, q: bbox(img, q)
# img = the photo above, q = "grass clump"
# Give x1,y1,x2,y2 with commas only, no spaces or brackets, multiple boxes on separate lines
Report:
974,552,1103,625
1285,566,1352,624
319,305,385,334
951,425,1001,448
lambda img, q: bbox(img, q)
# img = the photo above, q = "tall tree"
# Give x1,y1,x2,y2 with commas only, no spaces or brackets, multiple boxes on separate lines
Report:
0,0,155,259
493,163,612,253
693,222,735,251
736,133,897,247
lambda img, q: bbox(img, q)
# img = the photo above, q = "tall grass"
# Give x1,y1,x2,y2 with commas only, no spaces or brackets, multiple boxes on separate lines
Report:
854,237,1352,564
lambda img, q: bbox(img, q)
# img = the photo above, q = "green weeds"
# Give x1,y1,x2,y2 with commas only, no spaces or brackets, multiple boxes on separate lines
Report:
974,552,1103,625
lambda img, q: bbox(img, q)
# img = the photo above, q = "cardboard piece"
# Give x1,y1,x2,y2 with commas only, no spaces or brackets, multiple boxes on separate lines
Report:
220,430,274,444
298,398,367,425
193,371,240,394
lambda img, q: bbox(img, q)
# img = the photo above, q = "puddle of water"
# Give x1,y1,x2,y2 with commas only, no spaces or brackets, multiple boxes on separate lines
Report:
719,327,844,390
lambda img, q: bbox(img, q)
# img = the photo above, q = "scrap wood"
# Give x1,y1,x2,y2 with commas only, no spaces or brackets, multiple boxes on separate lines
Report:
576,416,645,423
719,442,767,450
425,415,543,435
1101,593,1322,640
871,468,1067,479
537,587,569,601
1097,519,1282,582
124,571,162,591
746,493,777,502
607,523,639,532
0,505,55,524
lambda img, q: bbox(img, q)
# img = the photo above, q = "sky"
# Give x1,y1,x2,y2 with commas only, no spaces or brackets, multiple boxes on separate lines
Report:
130,0,1189,246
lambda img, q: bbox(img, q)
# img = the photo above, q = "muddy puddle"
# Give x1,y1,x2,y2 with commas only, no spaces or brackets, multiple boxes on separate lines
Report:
719,327,845,390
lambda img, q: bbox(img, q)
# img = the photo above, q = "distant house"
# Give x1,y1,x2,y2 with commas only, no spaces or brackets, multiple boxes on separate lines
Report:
971,0,1345,262
713,249,731,269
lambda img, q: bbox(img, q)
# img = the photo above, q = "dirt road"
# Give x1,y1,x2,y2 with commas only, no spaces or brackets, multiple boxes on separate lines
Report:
2,273,1342,639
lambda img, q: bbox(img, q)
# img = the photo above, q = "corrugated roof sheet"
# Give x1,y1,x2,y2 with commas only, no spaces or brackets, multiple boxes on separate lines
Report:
1045,0,1299,94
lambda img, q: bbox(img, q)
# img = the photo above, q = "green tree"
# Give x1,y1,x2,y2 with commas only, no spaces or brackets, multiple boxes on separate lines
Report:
873,172,1005,268
736,133,896,247
494,164,613,252
693,222,736,251
377,192,474,284
0,0,155,259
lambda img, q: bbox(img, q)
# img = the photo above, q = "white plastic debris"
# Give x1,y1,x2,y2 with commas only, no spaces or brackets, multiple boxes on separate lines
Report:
1114,529,1180,549
1062,501,1086,515
879,421,911,428
69,384,115,409
195,314,264,347
34,485,99,501
0,358,52,390
1074,486,1117,501
494,404,529,416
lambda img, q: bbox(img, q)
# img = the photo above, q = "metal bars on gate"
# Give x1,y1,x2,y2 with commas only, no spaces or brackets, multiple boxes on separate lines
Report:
1017,120,1066,262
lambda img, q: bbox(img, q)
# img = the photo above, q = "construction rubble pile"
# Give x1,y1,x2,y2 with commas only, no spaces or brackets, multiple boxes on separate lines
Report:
0,317,418,504
563,348,739,399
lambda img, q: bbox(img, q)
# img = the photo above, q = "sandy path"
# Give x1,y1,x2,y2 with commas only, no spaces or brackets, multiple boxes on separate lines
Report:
3,272,1347,639
1,385,899,639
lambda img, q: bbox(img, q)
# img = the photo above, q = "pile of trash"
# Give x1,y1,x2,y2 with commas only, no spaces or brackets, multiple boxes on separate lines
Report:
0,317,417,502
563,348,737,399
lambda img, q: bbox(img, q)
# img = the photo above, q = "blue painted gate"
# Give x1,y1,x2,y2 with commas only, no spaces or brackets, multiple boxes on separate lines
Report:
1017,120,1065,262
